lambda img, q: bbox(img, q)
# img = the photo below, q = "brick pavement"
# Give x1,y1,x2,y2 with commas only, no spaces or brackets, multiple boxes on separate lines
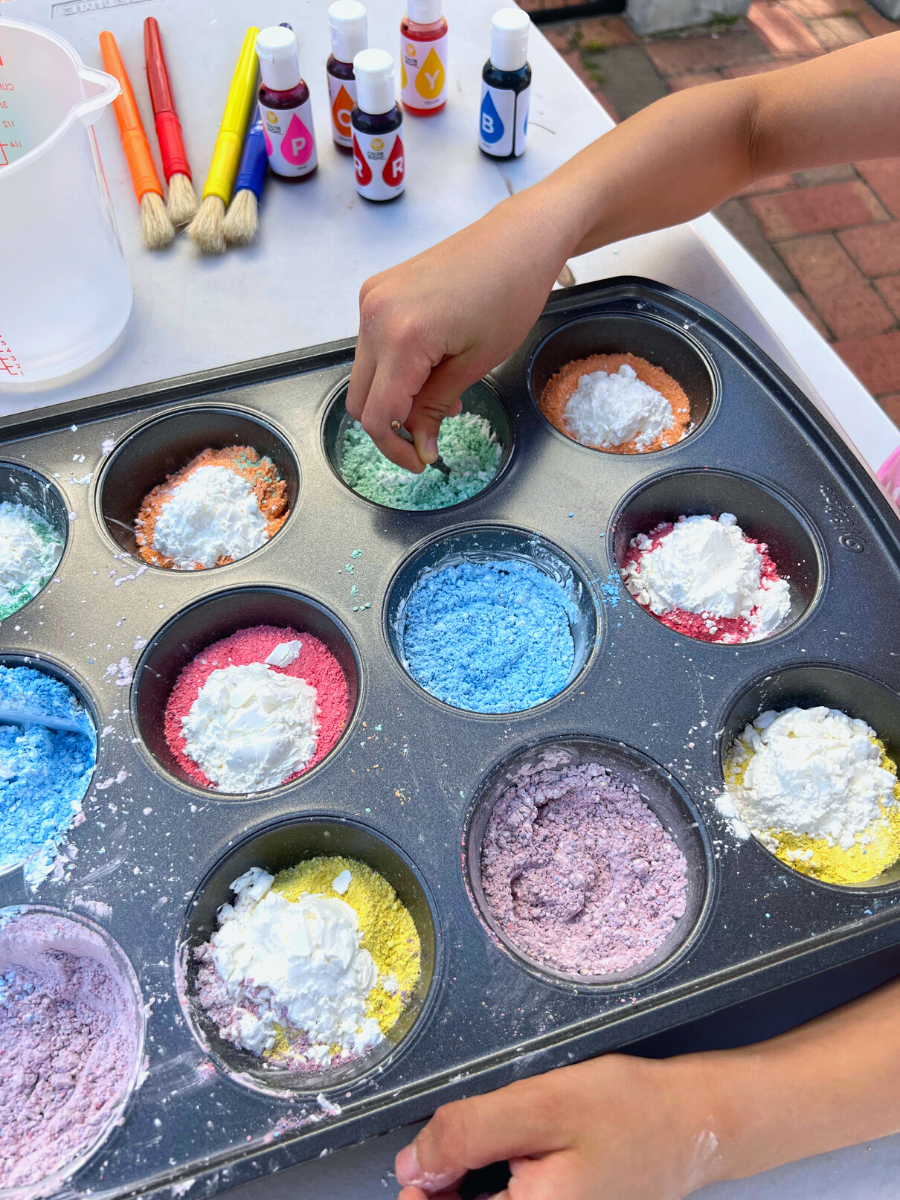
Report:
537,0,900,434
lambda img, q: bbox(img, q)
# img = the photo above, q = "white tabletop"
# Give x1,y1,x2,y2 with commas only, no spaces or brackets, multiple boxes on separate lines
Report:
4,0,900,1194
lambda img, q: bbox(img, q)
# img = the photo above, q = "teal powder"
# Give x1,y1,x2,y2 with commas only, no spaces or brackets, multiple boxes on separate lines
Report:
402,560,577,713
340,413,501,510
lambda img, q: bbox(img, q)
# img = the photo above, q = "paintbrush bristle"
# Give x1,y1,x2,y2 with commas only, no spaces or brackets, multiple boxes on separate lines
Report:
187,195,226,255
141,191,175,250
223,188,260,247
167,173,199,226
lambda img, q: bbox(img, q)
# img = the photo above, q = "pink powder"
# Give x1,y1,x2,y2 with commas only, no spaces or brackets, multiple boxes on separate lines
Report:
480,762,688,977
164,625,350,789
0,911,141,1192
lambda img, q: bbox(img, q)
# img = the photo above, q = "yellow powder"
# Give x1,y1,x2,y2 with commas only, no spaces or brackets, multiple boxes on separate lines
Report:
725,736,900,886
272,855,421,1036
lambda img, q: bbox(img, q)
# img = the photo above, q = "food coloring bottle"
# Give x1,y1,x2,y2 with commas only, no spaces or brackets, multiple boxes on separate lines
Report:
256,26,318,179
479,9,531,158
400,0,447,116
351,49,405,202
327,0,368,151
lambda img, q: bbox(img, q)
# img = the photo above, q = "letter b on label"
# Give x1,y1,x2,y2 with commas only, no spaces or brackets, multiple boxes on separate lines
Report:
480,91,504,144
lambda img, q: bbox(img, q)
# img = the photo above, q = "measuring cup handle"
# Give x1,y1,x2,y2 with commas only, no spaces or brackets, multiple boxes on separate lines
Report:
76,65,121,126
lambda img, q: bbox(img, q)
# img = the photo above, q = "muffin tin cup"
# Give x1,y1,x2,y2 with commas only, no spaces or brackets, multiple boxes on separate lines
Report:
0,462,68,614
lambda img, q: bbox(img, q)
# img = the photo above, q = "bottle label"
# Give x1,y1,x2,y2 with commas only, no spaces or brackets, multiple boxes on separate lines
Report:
478,82,530,157
260,97,318,177
328,74,357,148
352,123,405,201
400,32,448,110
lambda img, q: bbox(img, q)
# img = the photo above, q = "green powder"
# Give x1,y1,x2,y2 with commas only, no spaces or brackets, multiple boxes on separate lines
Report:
340,412,502,510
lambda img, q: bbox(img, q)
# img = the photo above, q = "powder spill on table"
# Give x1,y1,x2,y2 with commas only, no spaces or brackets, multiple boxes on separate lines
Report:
0,910,142,1194
340,412,501,510
0,500,63,619
164,625,348,792
401,559,577,713
481,760,688,976
136,446,289,570
722,706,900,885
622,514,790,643
195,857,420,1072
540,354,691,453
0,666,96,887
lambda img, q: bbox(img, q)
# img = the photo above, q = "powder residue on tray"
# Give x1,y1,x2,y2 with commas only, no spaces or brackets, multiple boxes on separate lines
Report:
724,706,900,885
622,514,791,644
136,446,289,570
0,909,142,1193
0,666,96,888
194,857,420,1072
164,626,348,792
0,500,63,620
340,412,501,510
539,354,691,453
481,761,688,976
402,559,576,713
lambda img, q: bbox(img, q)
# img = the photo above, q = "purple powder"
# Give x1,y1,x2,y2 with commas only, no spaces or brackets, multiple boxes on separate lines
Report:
480,761,688,976
0,911,142,1193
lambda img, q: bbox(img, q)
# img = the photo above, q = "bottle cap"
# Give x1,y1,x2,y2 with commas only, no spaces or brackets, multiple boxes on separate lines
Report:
256,26,301,92
329,0,368,64
408,0,443,25
353,48,396,115
490,8,530,72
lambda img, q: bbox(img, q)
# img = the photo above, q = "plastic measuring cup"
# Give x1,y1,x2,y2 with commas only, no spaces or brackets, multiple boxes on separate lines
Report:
0,18,133,385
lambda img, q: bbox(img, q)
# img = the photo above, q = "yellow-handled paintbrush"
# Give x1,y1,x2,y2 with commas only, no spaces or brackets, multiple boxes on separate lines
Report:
188,26,260,254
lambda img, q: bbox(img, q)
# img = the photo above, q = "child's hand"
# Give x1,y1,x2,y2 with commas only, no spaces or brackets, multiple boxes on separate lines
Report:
394,1055,722,1200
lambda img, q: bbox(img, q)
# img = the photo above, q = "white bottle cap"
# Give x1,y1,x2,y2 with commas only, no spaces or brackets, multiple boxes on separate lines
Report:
408,0,443,25
256,26,301,92
353,48,396,115
329,0,368,64
490,8,530,72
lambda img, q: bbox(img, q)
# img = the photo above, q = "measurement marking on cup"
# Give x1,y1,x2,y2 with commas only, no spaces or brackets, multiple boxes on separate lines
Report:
0,336,24,378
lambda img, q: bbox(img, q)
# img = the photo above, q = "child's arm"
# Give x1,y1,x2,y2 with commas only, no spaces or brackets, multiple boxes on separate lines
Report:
347,34,900,472
395,974,900,1199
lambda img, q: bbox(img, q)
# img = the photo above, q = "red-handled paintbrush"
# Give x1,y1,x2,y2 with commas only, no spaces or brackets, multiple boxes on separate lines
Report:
144,17,198,226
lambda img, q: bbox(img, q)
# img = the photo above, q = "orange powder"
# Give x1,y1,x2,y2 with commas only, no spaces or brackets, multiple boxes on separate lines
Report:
539,353,691,454
136,446,289,570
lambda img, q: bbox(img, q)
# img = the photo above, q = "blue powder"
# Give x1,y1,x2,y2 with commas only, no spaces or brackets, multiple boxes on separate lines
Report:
0,666,96,887
401,560,577,713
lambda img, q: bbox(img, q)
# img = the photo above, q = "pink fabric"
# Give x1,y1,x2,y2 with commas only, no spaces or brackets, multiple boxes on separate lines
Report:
879,445,900,507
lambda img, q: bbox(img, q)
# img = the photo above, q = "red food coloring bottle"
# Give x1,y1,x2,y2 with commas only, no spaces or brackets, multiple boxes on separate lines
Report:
400,0,447,116
327,0,368,152
256,26,318,179
351,49,405,202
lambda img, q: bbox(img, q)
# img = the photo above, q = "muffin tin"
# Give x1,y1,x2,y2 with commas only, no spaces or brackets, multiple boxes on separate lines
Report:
1,277,900,1199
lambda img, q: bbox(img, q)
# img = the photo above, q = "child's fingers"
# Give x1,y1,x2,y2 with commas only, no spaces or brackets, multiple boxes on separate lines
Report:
405,359,473,464
359,349,437,474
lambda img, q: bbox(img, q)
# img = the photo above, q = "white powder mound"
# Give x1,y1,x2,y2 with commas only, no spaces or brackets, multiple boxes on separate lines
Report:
726,707,898,849
0,501,63,611
210,867,382,1065
153,465,269,570
182,662,318,793
563,363,675,450
622,514,791,640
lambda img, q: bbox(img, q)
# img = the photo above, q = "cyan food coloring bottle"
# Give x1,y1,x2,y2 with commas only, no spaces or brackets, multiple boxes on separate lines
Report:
400,0,447,115
256,26,318,178
327,0,368,150
479,9,531,158
351,49,405,202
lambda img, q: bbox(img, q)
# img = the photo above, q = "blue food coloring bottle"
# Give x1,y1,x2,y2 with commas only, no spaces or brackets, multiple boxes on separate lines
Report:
478,9,531,159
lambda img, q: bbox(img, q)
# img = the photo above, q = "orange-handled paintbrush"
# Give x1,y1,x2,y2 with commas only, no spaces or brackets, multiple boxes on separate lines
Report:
99,30,174,249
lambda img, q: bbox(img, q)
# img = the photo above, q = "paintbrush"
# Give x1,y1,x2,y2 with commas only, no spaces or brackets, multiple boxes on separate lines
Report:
144,17,198,226
99,31,174,249
188,26,260,255
390,420,452,475
223,115,268,246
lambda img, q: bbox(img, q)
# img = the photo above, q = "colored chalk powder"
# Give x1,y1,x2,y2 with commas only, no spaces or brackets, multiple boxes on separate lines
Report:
136,446,289,570
401,559,577,713
0,500,63,620
195,857,420,1072
164,625,349,792
480,761,688,976
0,910,142,1191
0,666,96,888
339,412,501,510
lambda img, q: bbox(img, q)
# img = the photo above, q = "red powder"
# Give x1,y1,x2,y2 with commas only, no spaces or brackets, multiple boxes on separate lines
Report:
164,625,350,789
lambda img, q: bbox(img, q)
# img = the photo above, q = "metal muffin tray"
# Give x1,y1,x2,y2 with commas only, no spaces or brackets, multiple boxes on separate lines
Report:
2,277,900,1200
